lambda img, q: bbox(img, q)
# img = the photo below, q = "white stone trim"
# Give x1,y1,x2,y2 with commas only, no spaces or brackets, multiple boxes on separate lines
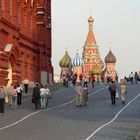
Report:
37,6,44,9
36,22,44,25
0,69,8,71
4,44,13,52
12,73,21,76
37,11,45,15
0,51,6,54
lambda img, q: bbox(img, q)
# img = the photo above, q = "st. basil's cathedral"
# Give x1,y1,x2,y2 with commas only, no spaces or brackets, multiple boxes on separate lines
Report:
59,16,117,82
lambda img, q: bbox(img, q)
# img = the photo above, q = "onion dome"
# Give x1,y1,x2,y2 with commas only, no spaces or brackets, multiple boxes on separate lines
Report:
105,50,116,63
59,51,72,68
72,53,83,67
88,16,94,22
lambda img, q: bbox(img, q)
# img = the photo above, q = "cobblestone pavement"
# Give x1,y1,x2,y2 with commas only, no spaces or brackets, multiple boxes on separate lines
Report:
1,83,140,140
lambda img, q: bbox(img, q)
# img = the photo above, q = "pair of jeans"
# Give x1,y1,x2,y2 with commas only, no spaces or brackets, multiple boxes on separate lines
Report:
12,96,17,109
40,96,46,109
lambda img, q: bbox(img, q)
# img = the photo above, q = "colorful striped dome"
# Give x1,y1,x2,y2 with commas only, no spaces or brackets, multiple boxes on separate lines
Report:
105,50,116,63
59,51,72,68
72,53,83,67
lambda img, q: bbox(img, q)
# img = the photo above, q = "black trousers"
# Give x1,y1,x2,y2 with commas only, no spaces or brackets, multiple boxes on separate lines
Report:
110,91,116,104
34,98,40,109
0,98,5,113
17,92,22,105
24,84,28,93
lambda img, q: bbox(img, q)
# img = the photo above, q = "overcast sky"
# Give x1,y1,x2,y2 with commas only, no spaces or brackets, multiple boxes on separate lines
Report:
51,0,140,79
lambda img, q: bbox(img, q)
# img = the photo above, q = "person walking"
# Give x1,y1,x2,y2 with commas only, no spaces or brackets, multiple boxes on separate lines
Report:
83,84,88,106
16,84,23,105
107,72,112,84
11,85,18,110
23,78,29,93
7,83,13,105
109,80,117,105
62,74,66,87
75,82,83,107
32,84,40,110
45,87,51,106
129,72,133,84
91,74,95,88
83,76,89,87
0,86,6,115
79,74,83,84
40,86,47,109
120,80,127,104
134,71,139,84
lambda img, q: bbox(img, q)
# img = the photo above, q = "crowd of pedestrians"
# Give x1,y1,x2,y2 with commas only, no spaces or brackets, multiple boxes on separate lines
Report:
0,83,23,115
0,82,51,116
32,84,51,110
0,71,140,116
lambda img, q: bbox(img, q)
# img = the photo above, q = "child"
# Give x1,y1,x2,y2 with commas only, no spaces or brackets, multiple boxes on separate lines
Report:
120,79,127,104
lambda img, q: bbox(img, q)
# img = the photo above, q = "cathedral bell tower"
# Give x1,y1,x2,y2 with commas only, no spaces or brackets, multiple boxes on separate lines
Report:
82,16,102,77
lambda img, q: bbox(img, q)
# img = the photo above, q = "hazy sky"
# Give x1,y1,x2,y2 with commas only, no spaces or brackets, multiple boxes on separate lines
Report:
51,0,140,79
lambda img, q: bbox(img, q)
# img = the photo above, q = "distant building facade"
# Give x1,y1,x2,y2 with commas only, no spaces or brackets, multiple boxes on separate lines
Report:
0,0,53,86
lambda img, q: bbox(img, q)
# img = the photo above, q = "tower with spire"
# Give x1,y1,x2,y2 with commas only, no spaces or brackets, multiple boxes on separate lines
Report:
82,16,102,77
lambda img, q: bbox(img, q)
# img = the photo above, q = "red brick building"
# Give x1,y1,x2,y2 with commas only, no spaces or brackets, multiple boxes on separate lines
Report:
0,0,53,86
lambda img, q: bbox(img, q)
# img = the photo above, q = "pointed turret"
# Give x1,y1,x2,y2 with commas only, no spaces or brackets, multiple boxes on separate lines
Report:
82,15,102,79
85,16,96,46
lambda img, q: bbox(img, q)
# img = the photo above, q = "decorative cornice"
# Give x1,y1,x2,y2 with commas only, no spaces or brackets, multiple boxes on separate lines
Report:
19,32,38,45
1,18,19,31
